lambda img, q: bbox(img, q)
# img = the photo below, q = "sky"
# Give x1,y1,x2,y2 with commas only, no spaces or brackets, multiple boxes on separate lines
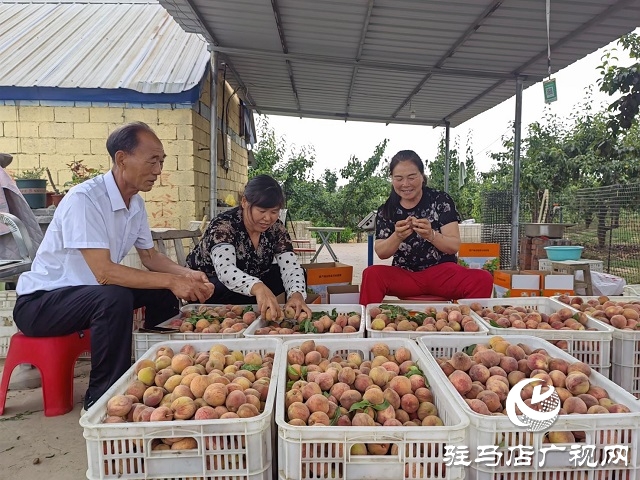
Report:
261,34,635,179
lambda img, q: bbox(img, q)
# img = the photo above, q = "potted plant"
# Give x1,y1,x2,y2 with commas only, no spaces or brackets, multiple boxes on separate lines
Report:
14,167,47,209
45,167,65,207
64,160,103,191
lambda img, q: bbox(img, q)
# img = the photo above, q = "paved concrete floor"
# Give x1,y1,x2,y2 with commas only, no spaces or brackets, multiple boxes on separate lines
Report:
0,241,384,480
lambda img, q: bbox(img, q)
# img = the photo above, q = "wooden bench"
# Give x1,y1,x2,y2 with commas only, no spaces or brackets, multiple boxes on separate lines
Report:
151,228,202,267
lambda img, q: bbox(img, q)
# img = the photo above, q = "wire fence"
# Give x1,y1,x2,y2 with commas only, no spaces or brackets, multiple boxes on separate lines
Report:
481,184,640,284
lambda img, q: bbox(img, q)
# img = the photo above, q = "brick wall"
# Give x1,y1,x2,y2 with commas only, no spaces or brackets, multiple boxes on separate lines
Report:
0,71,250,229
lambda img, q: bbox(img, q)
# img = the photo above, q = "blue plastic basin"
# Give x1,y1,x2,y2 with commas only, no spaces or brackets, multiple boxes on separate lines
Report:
544,246,584,261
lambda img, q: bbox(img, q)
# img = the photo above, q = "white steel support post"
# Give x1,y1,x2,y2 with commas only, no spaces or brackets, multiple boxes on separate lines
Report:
209,49,219,219
510,76,523,269
444,121,451,193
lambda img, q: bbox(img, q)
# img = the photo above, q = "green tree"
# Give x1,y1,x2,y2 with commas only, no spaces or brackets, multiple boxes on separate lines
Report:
599,32,640,135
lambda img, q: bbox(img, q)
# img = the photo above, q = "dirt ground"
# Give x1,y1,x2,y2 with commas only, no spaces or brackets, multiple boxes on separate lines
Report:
0,242,388,479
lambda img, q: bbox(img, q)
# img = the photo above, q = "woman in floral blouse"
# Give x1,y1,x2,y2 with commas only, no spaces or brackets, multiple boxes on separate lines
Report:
359,150,493,305
187,175,311,319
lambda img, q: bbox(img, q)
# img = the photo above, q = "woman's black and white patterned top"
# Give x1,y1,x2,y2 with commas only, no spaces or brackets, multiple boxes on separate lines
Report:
186,207,306,298
375,186,461,272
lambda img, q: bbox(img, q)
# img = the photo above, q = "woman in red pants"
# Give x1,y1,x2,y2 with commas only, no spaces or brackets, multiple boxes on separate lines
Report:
359,150,493,305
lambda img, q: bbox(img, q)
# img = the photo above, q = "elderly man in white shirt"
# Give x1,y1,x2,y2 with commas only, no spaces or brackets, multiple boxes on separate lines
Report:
14,122,214,412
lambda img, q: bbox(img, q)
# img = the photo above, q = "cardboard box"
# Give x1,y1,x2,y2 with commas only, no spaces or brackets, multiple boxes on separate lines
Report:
327,285,360,304
493,269,541,298
458,243,500,272
520,269,575,297
302,262,353,303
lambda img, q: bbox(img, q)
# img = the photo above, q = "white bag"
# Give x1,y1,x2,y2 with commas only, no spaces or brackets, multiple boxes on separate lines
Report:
590,271,626,296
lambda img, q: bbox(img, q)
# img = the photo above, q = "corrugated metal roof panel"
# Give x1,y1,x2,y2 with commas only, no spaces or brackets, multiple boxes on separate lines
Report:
160,0,640,126
0,1,209,94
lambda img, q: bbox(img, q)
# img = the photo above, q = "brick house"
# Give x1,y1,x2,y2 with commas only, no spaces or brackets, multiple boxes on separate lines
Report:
0,0,254,229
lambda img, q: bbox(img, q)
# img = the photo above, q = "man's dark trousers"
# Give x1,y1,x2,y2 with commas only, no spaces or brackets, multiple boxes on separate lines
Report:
13,285,179,409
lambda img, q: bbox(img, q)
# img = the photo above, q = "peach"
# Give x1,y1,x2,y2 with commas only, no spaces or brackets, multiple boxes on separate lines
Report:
203,383,228,407
549,370,566,388
548,358,570,375
237,403,260,418
351,412,375,426
388,376,413,397
564,396,588,414
354,374,374,393
526,353,548,372
489,366,507,378
466,398,491,415
383,388,401,410
499,356,518,374
143,386,165,407
371,343,390,358
363,388,385,406
306,394,330,414
477,390,501,412
376,404,396,424
547,431,575,443
507,370,526,387
172,384,195,401
421,415,444,426
171,397,197,420
577,394,598,409
465,383,484,400
587,405,609,414
194,406,219,420
416,401,438,420
339,390,362,410
394,347,412,364
449,351,473,371
137,366,156,386
474,350,501,368
566,373,590,395
307,411,330,426
225,390,247,412
608,404,631,414
288,402,310,422
300,382,322,401
587,385,609,400
170,353,194,374
449,370,473,396
367,443,390,455
150,406,174,422
287,348,305,365
400,394,419,414
134,406,155,422
107,395,133,417
125,380,147,402
567,362,592,377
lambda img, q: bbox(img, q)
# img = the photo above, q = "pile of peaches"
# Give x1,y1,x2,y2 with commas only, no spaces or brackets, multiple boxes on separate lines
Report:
102,343,274,449
166,304,257,334
556,295,640,330
437,336,632,444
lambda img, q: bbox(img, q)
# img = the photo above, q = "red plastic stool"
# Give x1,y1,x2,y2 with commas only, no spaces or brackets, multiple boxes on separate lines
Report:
398,294,450,302
0,330,91,416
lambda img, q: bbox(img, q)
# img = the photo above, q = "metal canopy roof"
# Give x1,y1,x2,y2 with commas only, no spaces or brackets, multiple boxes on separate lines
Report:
159,0,640,127
0,0,209,94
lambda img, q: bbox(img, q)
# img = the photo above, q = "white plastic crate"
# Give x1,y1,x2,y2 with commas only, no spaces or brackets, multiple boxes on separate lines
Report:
418,334,640,480
80,337,282,480
538,258,604,273
0,291,18,358
552,295,640,399
132,304,257,360
244,304,365,340
365,303,489,339
623,285,640,296
457,297,613,377
276,337,469,480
